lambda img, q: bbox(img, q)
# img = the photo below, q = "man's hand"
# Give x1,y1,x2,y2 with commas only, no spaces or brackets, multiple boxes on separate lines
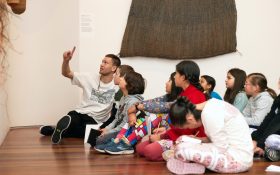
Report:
62,47,75,79
99,128,108,136
63,46,76,62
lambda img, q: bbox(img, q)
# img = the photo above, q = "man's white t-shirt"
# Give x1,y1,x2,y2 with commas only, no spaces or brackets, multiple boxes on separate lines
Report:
202,99,254,167
72,72,119,123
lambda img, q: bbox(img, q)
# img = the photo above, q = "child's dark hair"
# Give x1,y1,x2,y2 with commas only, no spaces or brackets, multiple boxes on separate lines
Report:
105,54,121,67
201,75,216,100
169,96,201,127
201,75,216,92
176,61,204,92
224,68,247,104
247,73,277,99
166,72,183,101
118,65,134,77
125,71,145,95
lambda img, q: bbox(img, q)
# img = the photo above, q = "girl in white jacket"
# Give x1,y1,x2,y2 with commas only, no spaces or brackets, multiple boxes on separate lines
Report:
167,97,253,174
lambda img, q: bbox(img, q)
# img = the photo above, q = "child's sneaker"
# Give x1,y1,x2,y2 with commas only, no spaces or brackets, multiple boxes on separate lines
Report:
94,139,116,153
39,125,55,136
105,140,134,155
167,158,205,175
265,148,280,162
51,115,71,144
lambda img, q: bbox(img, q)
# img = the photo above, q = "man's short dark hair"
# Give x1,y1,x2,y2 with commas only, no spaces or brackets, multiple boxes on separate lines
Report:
105,54,121,67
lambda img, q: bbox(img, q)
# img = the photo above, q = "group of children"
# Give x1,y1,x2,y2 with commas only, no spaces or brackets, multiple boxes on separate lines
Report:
40,49,280,174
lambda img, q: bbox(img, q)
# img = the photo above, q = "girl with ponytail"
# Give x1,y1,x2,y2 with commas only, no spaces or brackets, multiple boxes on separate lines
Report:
243,73,276,128
251,77,280,161
174,60,206,103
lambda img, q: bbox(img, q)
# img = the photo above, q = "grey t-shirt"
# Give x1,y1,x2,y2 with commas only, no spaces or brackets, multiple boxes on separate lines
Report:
105,94,144,133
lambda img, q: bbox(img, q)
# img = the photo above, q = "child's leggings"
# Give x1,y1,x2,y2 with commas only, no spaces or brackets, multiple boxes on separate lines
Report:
116,113,168,145
174,142,251,173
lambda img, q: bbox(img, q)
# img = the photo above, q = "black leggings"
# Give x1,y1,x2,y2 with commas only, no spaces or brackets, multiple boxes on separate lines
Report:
62,111,98,138
252,95,280,149
255,113,280,149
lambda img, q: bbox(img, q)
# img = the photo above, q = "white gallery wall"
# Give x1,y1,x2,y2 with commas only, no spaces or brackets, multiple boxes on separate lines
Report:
5,0,80,127
79,0,280,99
4,0,280,129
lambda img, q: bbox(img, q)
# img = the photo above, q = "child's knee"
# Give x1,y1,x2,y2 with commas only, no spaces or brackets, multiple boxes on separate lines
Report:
144,143,163,161
265,134,280,149
136,141,149,156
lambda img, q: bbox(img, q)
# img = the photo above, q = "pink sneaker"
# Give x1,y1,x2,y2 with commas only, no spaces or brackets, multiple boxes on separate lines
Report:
167,158,205,174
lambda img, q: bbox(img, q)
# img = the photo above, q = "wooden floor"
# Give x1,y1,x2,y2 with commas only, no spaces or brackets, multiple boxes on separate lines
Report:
0,127,280,175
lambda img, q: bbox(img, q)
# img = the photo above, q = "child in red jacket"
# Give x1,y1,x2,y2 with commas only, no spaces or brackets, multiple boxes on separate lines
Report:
136,60,208,161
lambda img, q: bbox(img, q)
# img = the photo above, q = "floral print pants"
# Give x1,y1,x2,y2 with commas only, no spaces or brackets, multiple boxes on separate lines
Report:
174,142,250,173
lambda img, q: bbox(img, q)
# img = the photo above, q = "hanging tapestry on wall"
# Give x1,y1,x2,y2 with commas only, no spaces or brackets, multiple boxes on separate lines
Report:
119,0,237,60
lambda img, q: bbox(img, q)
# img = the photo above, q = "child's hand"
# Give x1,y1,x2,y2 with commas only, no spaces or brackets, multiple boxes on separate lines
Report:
153,127,166,135
114,138,120,143
186,135,200,140
136,103,144,110
252,140,264,156
254,147,264,157
129,121,136,126
128,113,137,126
149,134,161,143
128,104,137,114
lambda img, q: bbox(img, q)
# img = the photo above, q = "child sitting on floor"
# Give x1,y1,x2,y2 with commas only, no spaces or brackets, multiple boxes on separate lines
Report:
252,77,280,161
86,65,134,146
243,73,276,128
166,97,253,174
200,75,222,100
224,68,248,112
87,67,145,148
